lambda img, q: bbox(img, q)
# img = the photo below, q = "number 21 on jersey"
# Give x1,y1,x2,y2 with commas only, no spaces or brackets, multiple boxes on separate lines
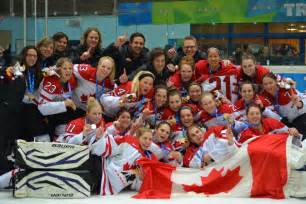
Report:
201,75,238,102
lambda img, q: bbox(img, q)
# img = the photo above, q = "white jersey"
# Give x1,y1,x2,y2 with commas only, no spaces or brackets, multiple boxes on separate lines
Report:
72,64,114,110
184,126,238,168
91,135,156,195
37,75,77,116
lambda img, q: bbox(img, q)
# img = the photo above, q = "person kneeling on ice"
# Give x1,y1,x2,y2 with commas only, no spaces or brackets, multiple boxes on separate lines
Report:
150,121,183,166
57,97,105,145
90,128,157,195
183,124,238,168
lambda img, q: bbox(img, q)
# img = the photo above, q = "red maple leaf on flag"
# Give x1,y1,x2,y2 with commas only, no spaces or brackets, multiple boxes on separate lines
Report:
182,166,242,195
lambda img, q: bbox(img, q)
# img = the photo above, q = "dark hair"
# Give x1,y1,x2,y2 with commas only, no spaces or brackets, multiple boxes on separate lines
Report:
52,32,69,42
156,121,171,132
116,108,131,119
262,72,277,82
81,27,102,48
130,32,145,43
168,89,181,100
207,47,220,56
188,82,202,92
183,35,197,43
20,46,39,67
149,47,166,64
241,53,256,64
246,103,263,115
186,124,203,141
19,46,42,88
239,81,257,94
179,105,194,116
155,84,168,94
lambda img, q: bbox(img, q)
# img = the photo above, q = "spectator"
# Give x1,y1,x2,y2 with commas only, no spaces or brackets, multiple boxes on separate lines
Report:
168,36,206,66
104,32,149,81
0,45,12,70
127,47,171,85
257,46,271,65
36,37,56,68
52,32,70,61
71,27,104,67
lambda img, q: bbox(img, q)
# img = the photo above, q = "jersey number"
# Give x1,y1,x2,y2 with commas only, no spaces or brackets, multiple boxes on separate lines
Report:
44,81,57,93
66,123,76,133
208,76,232,101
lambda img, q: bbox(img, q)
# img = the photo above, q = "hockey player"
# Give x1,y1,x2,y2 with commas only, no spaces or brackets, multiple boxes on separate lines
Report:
235,81,281,121
183,124,237,168
195,47,239,103
57,97,105,145
140,84,168,127
72,56,115,111
238,53,270,85
261,72,306,138
100,71,154,118
167,56,196,99
238,103,301,144
37,57,79,139
150,121,183,166
90,128,157,195
198,92,237,127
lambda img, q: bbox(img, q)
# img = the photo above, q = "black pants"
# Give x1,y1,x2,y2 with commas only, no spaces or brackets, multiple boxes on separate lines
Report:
0,78,25,174
89,155,102,194
18,103,49,141
292,113,306,140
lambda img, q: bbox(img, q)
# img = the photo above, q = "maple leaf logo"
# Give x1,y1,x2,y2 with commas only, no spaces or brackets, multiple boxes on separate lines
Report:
183,166,242,195
80,93,96,103
80,94,88,103
123,162,131,171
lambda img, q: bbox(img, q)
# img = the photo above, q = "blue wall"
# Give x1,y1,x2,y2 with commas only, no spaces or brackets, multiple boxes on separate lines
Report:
0,15,190,53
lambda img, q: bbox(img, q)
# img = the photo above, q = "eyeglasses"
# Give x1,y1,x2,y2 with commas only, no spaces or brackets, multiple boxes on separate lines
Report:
183,46,196,49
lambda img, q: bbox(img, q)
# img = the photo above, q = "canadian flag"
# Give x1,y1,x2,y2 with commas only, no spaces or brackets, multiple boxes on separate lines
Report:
134,134,306,199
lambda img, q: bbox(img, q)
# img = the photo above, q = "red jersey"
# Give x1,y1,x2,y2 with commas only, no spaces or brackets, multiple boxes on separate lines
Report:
58,117,105,145
168,71,196,97
199,103,236,127
237,65,270,85
238,118,287,144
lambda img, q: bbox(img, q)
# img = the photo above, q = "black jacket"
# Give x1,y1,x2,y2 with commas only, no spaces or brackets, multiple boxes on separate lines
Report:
172,47,206,65
128,63,171,85
103,42,149,80
71,45,104,68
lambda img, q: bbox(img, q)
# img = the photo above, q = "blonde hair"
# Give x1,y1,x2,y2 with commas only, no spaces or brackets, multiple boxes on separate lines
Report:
200,91,221,107
136,128,152,138
131,71,155,94
98,56,116,81
55,57,73,77
56,57,72,68
37,37,53,49
86,97,102,113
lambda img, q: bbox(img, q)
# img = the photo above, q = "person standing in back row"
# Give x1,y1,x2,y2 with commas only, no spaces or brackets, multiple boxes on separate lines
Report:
103,32,149,82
